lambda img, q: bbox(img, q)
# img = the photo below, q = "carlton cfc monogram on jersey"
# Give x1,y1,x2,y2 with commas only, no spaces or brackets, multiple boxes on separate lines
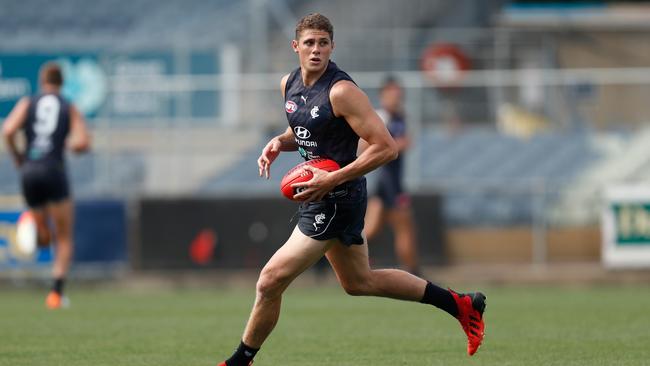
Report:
284,61,360,167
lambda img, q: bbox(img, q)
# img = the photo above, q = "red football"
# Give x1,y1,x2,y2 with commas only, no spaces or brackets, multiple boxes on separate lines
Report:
280,158,340,200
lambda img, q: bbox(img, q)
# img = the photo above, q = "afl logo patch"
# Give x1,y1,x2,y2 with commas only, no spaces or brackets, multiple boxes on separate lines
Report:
294,126,311,139
285,100,298,114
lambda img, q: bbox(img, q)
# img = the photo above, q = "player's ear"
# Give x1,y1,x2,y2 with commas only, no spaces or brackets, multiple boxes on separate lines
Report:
291,39,299,53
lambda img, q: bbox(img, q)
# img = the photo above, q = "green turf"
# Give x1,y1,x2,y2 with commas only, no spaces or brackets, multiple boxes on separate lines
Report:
1,284,649,365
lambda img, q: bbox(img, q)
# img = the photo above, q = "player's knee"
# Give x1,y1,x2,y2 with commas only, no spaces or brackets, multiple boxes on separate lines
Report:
364,226,378,240
256,269,288,299
56,239,73,253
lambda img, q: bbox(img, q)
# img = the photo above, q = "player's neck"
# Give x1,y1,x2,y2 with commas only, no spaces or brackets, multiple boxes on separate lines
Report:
300,64,328,87
41,85,60,94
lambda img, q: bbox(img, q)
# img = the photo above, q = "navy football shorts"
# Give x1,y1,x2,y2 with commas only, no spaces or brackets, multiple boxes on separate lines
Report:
297,178,367,246
20,160,70,208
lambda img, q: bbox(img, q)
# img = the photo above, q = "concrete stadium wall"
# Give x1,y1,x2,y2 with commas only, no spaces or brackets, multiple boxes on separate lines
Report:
133,194,446,270
446,226,601,264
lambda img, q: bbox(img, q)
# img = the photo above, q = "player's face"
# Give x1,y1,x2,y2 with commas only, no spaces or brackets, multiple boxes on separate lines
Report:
380,84,403,114
292,29,333,74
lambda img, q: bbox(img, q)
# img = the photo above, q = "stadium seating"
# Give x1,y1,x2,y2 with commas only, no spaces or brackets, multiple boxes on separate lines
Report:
200,127,607,225
199,133,304,195
418,128,600,183
0,153,145,197
0,0,247,49
416,128,604,225
0,0,642,228
0,158,19,195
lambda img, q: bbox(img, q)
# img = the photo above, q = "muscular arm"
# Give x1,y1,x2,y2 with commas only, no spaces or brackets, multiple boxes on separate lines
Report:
272,125,298,152
272,74,299,151
328,81,398,185
2,97,30,167
257,74,299,178
358,135,410,153
394,135,411,152
293,81,398,201
358,109,411,153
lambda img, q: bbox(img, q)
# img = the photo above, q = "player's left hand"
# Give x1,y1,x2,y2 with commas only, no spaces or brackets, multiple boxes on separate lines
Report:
291,165,337,202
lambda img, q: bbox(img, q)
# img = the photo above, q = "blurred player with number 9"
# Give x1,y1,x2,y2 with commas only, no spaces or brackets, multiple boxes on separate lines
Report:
2,62,91,309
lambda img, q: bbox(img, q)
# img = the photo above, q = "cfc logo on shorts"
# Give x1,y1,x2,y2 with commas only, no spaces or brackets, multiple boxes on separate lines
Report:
313,213,326,230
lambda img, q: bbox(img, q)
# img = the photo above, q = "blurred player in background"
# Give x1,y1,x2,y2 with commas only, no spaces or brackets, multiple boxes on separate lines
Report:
362,76,420,276
218,13,485,366
2,62,91,309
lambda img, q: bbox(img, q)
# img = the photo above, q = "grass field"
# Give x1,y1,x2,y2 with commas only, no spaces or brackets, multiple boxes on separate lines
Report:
1,284,649,366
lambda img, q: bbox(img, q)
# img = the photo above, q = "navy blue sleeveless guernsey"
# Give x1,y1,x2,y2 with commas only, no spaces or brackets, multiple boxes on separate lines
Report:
24,93,71,164
286,62,366,243
284,61,359,168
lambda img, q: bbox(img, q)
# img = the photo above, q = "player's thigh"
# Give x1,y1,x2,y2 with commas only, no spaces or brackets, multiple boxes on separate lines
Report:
47,199,74,240
263,226,336,282
364,197,385,237
325,241,372,287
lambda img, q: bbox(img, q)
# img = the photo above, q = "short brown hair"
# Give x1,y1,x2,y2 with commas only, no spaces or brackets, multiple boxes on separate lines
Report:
40,62,63,86
295,13,333,41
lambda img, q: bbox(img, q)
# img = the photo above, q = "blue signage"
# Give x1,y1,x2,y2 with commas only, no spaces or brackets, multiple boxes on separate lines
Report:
0,54,105,117
0,50,220,122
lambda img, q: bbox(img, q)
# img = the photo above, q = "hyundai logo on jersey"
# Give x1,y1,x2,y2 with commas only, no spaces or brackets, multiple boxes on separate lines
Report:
294,126,311,139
